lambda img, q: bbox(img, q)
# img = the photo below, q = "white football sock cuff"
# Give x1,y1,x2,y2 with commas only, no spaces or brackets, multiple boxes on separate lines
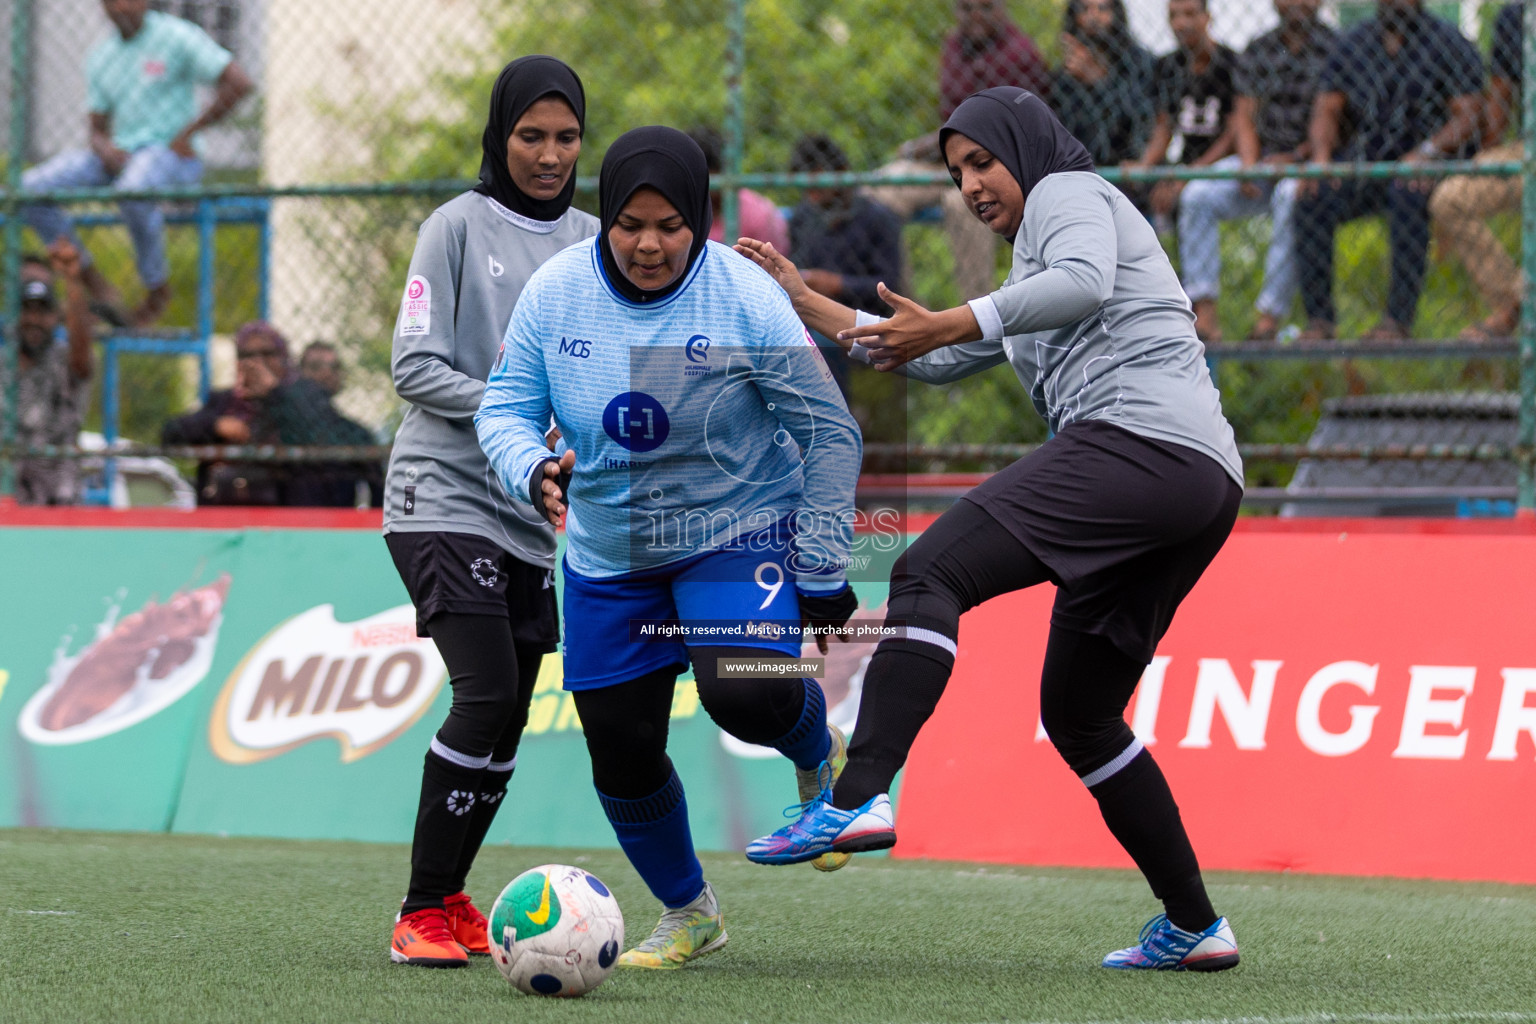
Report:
1079,739,1145,788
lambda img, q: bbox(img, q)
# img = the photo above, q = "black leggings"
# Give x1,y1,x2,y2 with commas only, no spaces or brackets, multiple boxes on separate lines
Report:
574,646,809,799
835,497,1218,931
424,613,544,763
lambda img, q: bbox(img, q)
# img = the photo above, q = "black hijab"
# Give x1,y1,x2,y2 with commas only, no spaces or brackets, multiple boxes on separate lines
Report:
473,55,585,222
939,87,1096,242
598,126,713,304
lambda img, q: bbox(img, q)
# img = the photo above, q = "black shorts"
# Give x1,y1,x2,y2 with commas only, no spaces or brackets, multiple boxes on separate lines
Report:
384,531,559,651
964,420,1242,662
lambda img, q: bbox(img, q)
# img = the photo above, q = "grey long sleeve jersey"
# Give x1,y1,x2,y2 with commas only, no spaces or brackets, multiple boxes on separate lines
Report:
384,191,599,565
881,172,1243,487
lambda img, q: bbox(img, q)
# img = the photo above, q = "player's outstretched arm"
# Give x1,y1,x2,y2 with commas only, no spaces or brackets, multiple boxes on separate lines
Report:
735,237,859,344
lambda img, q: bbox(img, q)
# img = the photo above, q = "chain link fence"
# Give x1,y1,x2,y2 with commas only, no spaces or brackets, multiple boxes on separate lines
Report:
1,0,1532,510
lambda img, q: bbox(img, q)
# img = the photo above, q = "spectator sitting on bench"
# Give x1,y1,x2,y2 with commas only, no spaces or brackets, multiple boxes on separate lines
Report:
20,0,253,327
161,321,313,505
292,340,383,507
1177,0,1336,343
863,0,1048,301
1122,0,1240,287
1295,0,1483,343
3,242,94,505
1051,0,1156,200
1429,0,1525,342
786,133,904,399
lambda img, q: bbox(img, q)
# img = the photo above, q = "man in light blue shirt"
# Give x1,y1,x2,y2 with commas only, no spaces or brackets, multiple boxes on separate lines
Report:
20,0,253,326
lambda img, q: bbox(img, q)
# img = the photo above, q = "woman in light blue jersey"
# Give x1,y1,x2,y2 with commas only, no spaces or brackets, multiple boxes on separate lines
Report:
383,56,599,969
739,88,1245,973
476,126,862,969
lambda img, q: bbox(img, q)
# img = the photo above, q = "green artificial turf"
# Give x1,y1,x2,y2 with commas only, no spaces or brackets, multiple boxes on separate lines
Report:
2,829,1533,1024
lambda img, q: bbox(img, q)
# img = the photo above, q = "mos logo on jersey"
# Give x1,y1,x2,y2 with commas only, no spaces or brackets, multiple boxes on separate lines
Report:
558,337,593,359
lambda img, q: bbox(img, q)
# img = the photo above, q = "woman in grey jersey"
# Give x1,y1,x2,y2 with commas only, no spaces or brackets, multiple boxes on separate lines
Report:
382,55,599,969
739,87,1244,973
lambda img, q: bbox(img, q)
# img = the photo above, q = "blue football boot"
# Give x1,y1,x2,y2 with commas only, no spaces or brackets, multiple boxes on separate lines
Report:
745,791,896,866
1101,914,1240,971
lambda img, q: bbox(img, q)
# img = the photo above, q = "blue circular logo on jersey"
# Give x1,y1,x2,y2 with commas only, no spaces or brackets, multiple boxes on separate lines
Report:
603,392,670,453
685,334,711,363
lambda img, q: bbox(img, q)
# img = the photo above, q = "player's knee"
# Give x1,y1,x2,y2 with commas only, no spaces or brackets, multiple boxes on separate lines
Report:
1428,184,1465,221
888,550,965,616
1041,709,1134,776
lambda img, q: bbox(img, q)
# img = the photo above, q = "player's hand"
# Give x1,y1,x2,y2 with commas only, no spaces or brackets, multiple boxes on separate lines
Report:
545,425,562,450
169,130,196,160
734,238,812,310
1397,151,1438,194
836,283,972,370
1296,162,1337,201
47,239,83,281
214,416,251,444
531,449,575,527
798,586,858,655
1061,34,1105,85
99,145,130,176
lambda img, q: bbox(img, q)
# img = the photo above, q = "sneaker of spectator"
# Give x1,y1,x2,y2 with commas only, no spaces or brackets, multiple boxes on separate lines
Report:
687,127,791,256
18,0,252,327
1295,0,1483,341
2,242,95,505
862,0,1048,301
1176,0,1336,346
1429,1,1523,343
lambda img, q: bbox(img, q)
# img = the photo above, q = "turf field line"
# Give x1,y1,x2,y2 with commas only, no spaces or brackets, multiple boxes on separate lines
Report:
965,1013,1536,1024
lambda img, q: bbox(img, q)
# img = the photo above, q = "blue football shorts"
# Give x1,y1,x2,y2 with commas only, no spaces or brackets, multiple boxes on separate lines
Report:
560,527,804,689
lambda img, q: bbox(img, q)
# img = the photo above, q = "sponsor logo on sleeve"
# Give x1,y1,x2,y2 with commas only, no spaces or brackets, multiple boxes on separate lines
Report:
400,276,431,336
18,576,232,746
209,604,448,764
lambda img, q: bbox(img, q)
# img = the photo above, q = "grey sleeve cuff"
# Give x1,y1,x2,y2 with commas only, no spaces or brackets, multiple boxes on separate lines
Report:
968,296,1004,341
848,309,885,365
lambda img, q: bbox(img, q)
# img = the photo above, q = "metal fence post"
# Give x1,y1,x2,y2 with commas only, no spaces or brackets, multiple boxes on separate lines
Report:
722,0,745,246
2,0,34,499
1520,0,1536,515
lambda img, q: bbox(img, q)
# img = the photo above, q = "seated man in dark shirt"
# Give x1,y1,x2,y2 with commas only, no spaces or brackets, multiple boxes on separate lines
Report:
1429,1,1524,341
1296,0,1483,341
1178,0,1335,342
1051,0,1155,180
1123,0,1239,246
787,133,903,398
162,322,374,506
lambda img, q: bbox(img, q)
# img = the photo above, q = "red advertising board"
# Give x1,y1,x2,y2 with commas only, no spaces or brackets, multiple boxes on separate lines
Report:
893,520,1536,884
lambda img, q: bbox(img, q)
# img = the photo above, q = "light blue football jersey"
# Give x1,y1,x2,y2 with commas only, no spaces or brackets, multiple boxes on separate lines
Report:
476,239,861,593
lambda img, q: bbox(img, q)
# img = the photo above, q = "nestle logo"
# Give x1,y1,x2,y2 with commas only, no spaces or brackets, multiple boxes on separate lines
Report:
352,624,417,648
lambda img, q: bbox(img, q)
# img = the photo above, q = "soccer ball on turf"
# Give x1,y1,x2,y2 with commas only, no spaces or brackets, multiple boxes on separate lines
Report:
488,864,625,997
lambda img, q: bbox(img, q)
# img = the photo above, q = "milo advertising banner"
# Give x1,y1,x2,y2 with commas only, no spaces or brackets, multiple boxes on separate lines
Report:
0,517,894,852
